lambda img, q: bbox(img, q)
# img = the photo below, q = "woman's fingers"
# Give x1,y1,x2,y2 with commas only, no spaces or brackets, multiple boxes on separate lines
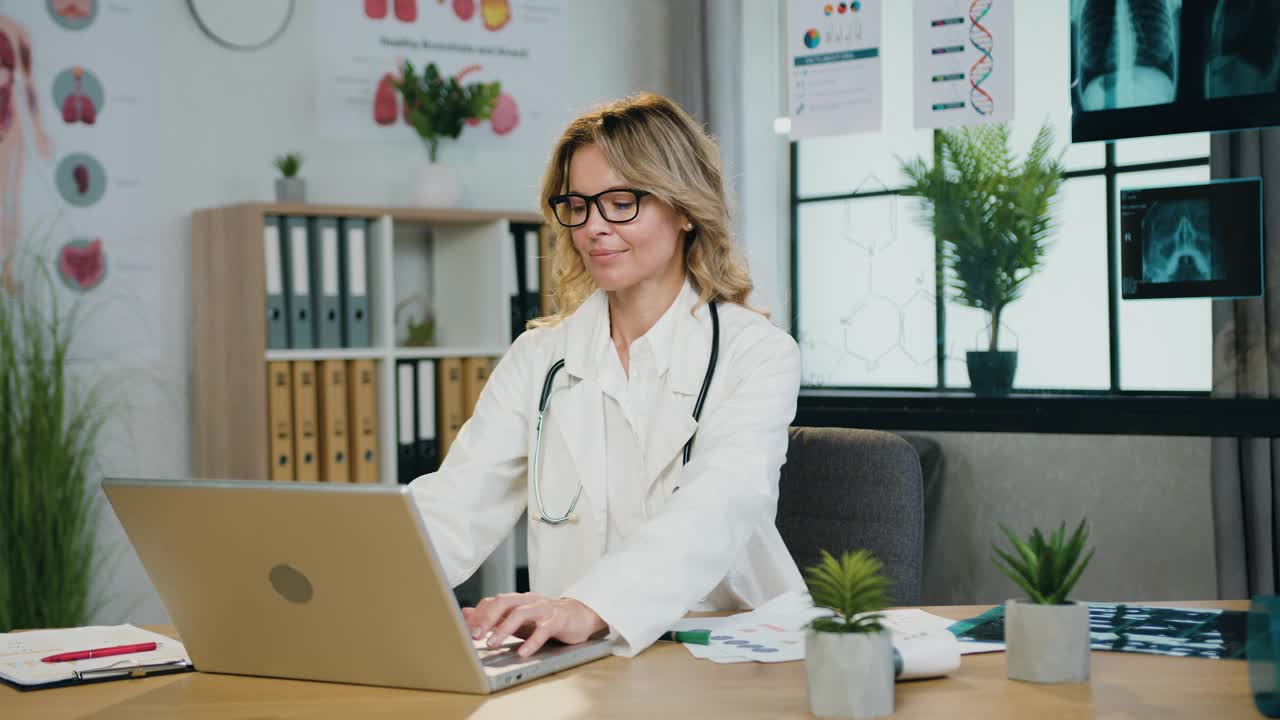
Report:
487,603,544,648
467,593,531,640
518,617,558,657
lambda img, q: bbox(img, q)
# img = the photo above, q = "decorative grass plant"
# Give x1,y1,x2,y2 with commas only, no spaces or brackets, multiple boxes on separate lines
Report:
0,259,105,632
273,152,303,178
992,519,1095,605
805,549,893,634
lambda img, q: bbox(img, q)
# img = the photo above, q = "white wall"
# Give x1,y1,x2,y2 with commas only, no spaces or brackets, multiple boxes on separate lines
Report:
89,0,676,626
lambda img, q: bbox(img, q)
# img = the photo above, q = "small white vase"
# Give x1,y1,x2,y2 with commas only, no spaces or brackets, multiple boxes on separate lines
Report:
1005,599,1091,683
805,629,895,719
413,162,463,207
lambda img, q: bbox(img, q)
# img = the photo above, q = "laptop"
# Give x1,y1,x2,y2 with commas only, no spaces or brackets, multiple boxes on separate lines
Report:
102,478,613,693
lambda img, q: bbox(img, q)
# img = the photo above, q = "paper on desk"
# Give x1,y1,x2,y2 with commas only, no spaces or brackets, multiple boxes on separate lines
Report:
0,624,190,687
670,592,966,678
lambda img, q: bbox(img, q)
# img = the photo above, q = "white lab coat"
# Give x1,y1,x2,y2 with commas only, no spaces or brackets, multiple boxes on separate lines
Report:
409,282,805,656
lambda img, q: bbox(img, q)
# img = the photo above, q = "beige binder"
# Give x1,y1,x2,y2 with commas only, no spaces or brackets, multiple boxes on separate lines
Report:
317,359,350,483
461,356,494,420
436,357,465,460
291,361,320,482
266,362,294,481
347,359,379,484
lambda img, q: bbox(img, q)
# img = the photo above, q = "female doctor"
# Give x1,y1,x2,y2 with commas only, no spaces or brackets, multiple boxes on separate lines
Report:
409,93,805,659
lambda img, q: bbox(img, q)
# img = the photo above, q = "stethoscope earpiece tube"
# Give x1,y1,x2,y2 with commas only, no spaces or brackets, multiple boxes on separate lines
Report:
533,301,720,524
682,301,719,465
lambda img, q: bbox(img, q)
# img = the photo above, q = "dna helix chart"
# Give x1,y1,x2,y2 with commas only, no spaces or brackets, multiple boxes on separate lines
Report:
914,0,1013,128
967,0,994,116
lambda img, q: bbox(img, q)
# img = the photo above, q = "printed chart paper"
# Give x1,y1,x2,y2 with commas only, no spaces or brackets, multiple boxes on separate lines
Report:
787,0,883,138
913,0,1014,129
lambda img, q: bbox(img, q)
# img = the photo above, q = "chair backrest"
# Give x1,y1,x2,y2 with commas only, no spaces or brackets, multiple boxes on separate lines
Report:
776,427,924,605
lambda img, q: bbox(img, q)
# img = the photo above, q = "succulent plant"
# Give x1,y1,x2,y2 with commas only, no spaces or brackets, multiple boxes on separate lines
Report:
992,519,1095,605
805,549,892,634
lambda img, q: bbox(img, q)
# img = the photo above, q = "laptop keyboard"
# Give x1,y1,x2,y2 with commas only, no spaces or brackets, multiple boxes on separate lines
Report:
475,638,542,672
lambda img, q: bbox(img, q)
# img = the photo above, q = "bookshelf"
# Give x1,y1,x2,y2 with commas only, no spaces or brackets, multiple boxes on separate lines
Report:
191,202,547,598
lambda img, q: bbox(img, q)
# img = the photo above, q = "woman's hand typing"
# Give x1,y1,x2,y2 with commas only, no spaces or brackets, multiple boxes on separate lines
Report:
462,592,608,658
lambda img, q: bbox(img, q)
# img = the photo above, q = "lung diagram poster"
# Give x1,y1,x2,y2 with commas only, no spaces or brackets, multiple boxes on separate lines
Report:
316,0,568,151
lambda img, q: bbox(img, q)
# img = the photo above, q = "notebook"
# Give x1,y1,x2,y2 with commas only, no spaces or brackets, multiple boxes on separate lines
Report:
0,624,192,690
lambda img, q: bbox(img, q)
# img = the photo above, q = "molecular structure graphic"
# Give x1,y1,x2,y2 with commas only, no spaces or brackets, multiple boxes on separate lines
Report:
800,182,939,386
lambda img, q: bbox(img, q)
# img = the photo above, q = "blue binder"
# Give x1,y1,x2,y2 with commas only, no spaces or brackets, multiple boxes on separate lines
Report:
310,217,343,349
283,216,314,349
340,218,371,348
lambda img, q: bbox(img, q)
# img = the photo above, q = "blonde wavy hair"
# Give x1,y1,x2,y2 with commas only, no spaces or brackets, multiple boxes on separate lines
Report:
531,93,759,327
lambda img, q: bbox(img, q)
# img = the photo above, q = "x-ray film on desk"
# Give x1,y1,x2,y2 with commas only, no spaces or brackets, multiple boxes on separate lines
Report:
1119,178,1263,300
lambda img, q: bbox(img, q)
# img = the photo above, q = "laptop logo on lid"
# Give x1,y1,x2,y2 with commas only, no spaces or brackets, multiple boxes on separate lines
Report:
269,564,314,604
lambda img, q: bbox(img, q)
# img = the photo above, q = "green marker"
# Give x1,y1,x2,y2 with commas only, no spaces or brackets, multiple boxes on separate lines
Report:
660,630,711,645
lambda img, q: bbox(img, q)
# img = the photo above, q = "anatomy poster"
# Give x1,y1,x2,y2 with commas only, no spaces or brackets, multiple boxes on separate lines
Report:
316,0,568,150
912,0,1014,129
786,0,883,138
0,0,161,361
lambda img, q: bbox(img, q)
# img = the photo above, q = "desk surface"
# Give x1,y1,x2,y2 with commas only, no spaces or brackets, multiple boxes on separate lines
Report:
4,601,1254,719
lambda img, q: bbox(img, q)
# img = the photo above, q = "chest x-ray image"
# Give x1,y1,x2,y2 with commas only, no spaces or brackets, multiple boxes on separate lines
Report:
1140,199,1217,284
1073,0,1180,111
1071,0,1280,140
1120,179,1262,300
1205,0,1280,99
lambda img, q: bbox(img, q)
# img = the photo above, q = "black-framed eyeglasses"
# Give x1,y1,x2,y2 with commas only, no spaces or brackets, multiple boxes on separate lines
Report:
548,189,651,228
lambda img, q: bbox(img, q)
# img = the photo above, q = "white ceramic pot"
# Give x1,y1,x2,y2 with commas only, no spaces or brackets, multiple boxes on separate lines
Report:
1005,599,1091,683
805,629,895,719
413,162,463,208
275,177,306,203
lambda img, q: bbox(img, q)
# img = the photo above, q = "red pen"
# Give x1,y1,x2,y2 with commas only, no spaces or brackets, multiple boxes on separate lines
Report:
41,642,158,663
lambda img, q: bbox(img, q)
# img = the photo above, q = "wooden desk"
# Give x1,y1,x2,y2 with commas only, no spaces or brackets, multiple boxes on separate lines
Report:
3,601,1255,719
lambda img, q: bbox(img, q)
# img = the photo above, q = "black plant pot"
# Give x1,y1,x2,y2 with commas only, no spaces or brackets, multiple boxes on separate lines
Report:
966,351,1017,396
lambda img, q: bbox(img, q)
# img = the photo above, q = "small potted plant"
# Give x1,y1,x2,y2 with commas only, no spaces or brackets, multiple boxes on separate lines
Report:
804,549,895,719
992,519,1095,683
900,123,1065,395
273,152,305,203
393,60,500,207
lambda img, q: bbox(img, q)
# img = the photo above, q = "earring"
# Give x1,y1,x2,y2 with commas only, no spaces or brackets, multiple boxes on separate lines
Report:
684,223,694,231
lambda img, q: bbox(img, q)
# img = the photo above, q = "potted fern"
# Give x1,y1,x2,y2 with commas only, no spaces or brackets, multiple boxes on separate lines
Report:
900,123,1064,395
393,60,500,207
992,519,1095,683
804,549,895,719
273,152,305,203
0,256,106,632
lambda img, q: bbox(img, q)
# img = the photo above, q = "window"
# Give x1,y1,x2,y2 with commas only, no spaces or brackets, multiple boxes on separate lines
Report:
792,1,1210,393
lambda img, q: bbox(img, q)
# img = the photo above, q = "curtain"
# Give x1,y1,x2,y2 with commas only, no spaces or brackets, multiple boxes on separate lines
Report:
1209,128,1280,598
670,0,745,241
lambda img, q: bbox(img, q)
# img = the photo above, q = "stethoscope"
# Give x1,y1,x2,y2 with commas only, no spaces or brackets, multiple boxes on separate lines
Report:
532,302,720,525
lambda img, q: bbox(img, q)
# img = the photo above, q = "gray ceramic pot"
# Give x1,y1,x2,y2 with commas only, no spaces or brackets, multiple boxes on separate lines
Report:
805,628,895,718
275,177,306,203
1005,599,1091,683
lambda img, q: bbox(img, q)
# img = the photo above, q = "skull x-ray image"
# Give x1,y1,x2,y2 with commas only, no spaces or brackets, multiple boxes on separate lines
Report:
1204,0,1280,98
1140,200,1220,283
1073,0,1181,111
1120,179,1262,300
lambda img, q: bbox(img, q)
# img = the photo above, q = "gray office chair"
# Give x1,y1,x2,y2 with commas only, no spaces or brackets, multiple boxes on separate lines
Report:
776,427,925,605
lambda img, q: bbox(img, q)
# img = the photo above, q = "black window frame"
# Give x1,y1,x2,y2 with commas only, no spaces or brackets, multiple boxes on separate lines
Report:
788,136,1280,437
